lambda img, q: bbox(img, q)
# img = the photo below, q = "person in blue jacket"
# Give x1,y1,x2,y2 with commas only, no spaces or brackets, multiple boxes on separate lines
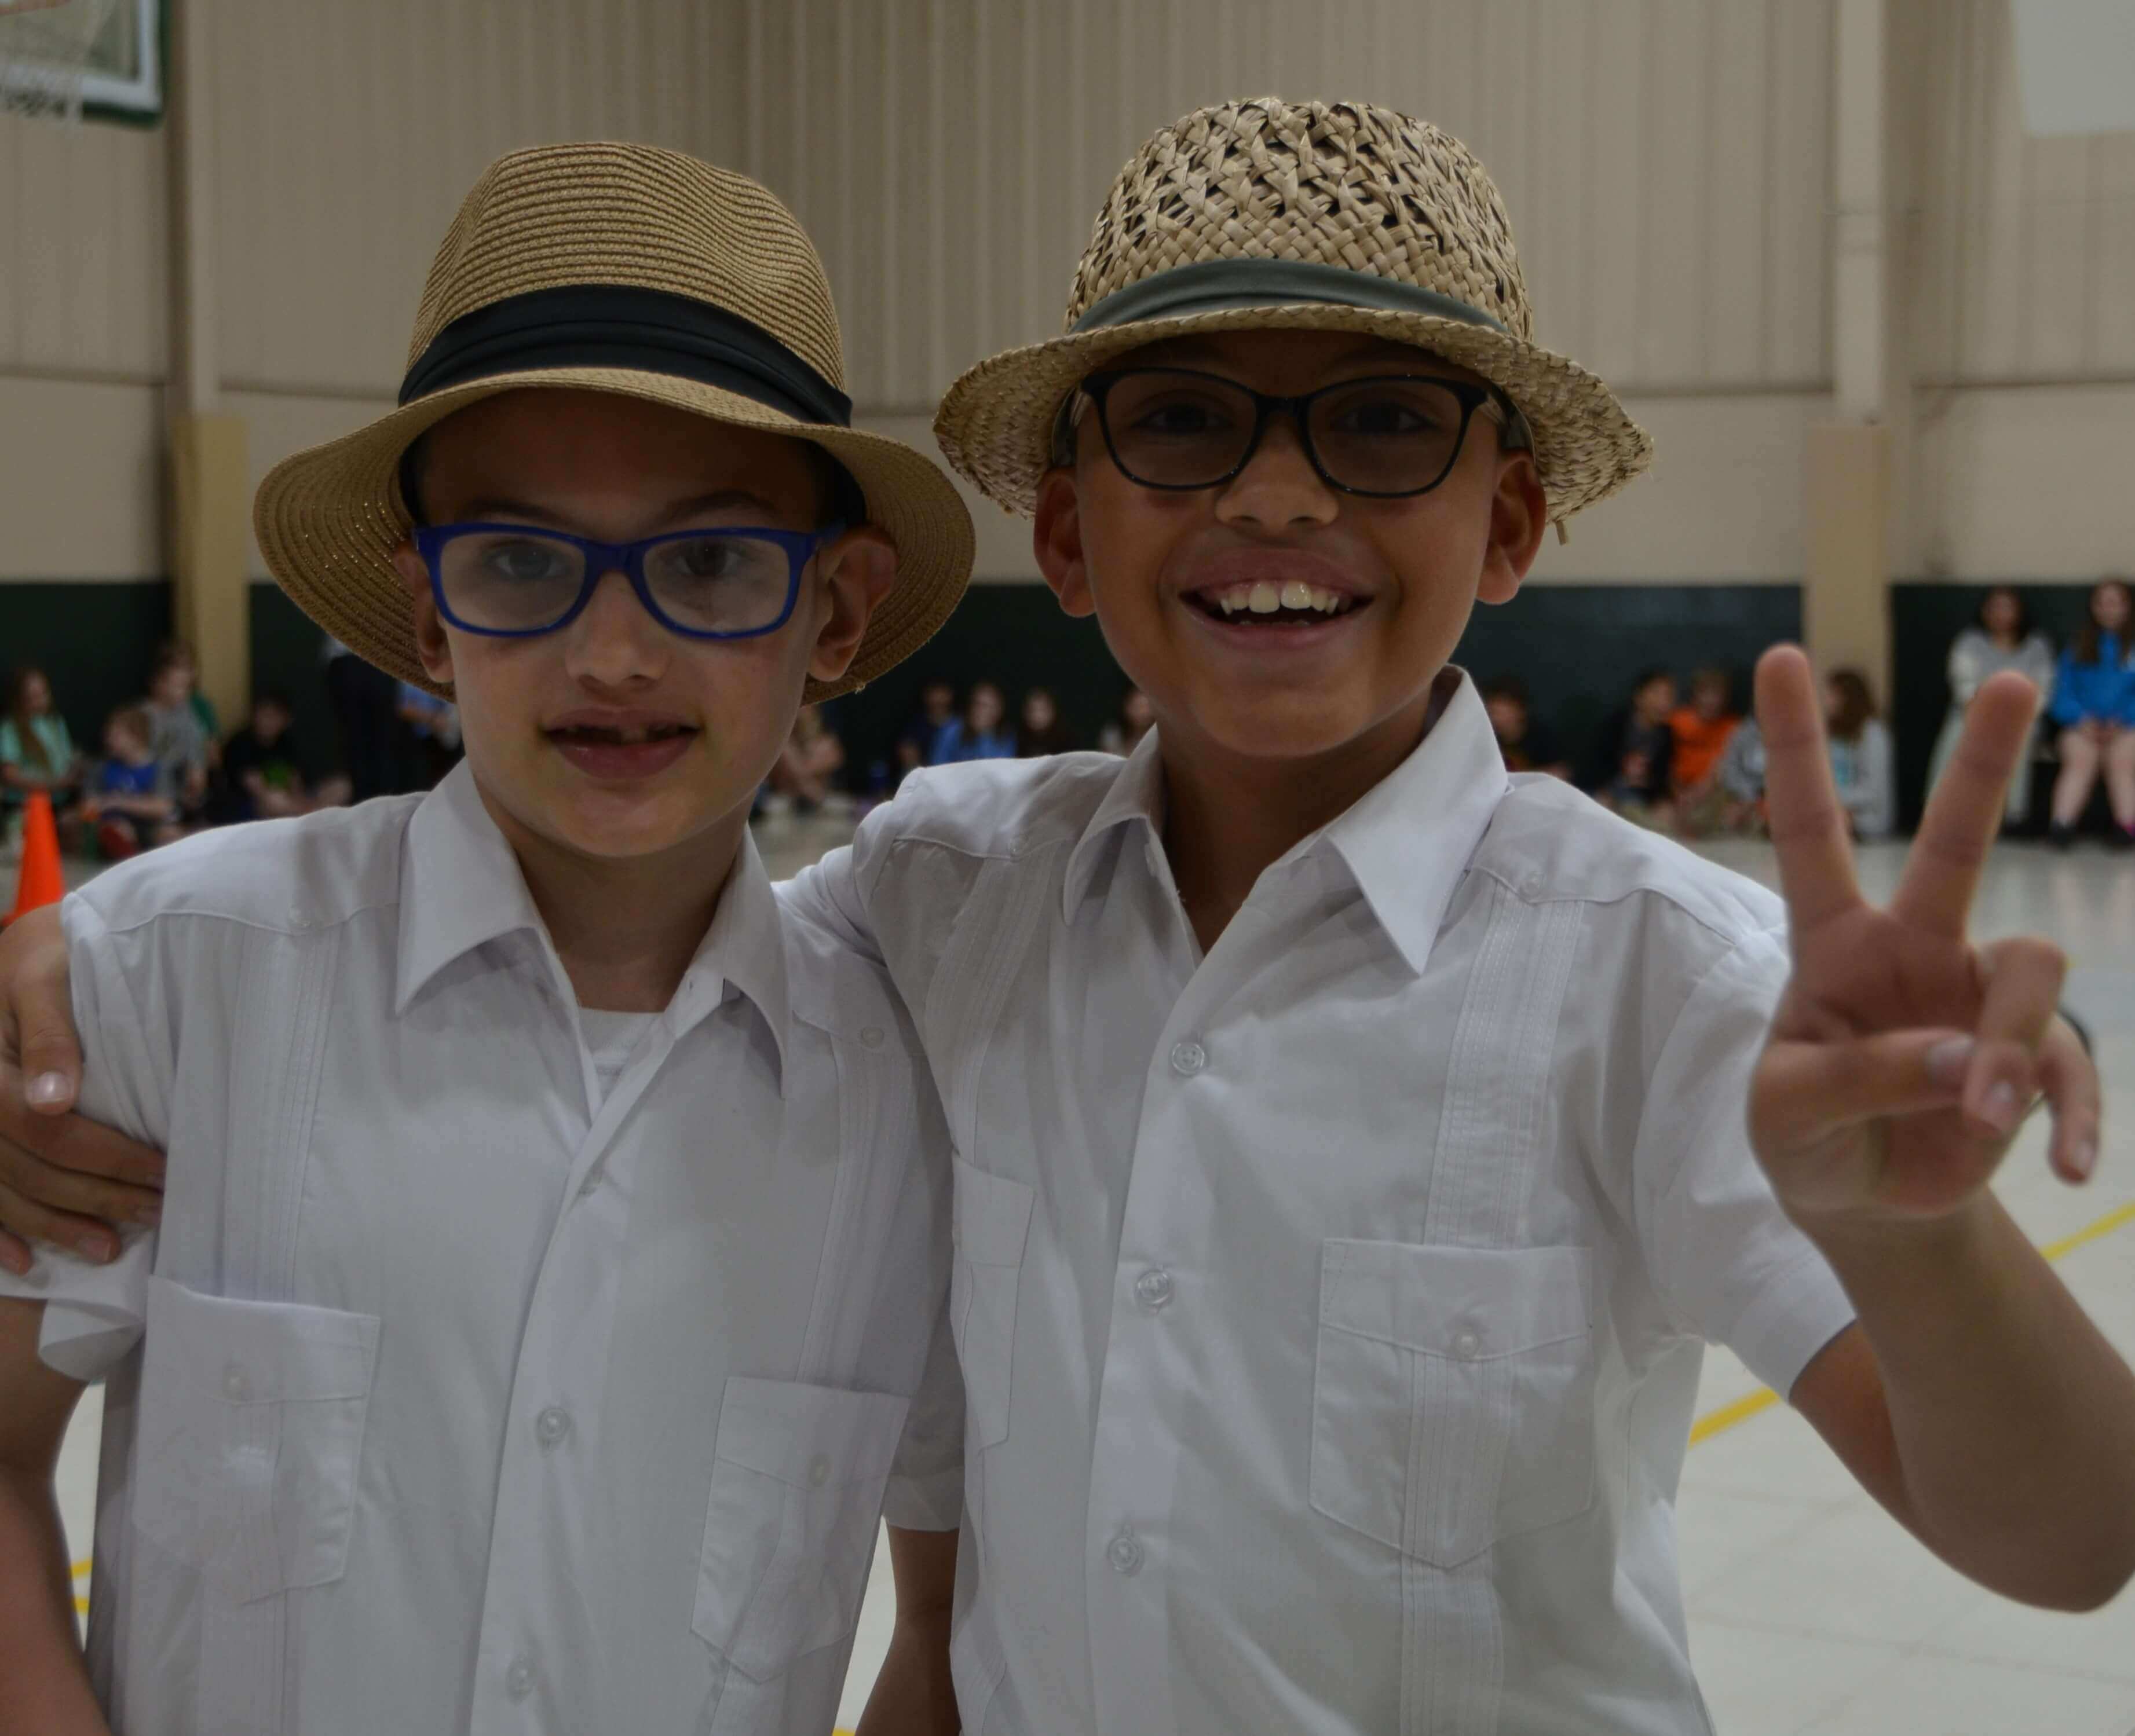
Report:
934,679,1018,761
2047,577,2135,848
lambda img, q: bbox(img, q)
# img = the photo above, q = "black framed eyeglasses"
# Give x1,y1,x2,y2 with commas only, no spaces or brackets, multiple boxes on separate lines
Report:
1073,367,1525,499
414,522,843,641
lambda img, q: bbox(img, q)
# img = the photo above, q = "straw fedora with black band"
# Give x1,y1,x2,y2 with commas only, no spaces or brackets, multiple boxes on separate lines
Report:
255,141,975,704
934,98,1653,532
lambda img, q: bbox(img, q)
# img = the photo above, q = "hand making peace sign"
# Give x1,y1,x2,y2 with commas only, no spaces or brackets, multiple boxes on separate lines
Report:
1746,646,2101,1228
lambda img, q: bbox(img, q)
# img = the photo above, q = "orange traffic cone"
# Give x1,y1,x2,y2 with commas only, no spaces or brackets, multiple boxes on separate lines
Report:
6,790,64,925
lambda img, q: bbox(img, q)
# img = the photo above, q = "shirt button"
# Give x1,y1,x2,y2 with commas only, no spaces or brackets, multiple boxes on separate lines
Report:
860,1026,884,1049
808,1455,832,1488
1106,1529,1145,1576
535,1406,572,1449
1168,1040,1207,1077
505,1656,536,1701
222,1363,251,1402
1134,1268,1175,1310
1453,1327,1482,1360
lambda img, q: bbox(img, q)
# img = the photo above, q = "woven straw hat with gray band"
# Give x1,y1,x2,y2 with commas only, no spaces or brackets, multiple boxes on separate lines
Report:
935,97,1653,528
257,141,974,704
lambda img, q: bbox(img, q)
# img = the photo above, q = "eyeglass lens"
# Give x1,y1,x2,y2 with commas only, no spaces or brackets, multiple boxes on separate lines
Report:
436,530,796,636
1098,370,1475,495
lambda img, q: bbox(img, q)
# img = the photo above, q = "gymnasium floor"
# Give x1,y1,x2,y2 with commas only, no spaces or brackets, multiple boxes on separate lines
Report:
47,823,2135,1735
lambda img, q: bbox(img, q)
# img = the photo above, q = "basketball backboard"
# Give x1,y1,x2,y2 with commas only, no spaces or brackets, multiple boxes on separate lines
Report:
0,0,159,122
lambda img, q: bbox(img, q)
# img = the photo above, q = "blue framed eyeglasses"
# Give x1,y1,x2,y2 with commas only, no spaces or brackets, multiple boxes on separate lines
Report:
413,522,845,641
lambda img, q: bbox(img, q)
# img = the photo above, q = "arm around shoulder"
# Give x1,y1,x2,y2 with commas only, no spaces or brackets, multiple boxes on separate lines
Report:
0,1299,109,1735
854,1525,960,1736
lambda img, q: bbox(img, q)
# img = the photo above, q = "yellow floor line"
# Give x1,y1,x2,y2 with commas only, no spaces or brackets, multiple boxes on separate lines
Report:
2038,1198,2135,1262
71,1557,89,1578
1689,1194,2135,1451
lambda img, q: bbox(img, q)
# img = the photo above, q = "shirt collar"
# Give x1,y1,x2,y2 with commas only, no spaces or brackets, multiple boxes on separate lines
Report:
694,826,792,1092
394,761,550,1015
393,763,792,1085
1060,671,1509,973
1319,670,1508,974
1062,724,1170,921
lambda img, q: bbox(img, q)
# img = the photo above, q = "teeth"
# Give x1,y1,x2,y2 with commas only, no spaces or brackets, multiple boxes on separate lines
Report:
1202,582,1356,618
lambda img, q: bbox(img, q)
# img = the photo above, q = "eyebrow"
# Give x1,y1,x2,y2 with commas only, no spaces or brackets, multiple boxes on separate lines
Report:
441,488,791,529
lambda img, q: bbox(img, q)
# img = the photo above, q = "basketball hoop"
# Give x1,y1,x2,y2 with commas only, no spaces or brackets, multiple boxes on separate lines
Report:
0,0,122,122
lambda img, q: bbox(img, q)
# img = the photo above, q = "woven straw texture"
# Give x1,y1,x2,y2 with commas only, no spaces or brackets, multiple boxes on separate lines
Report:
256,141,973,704
935,98,1653,523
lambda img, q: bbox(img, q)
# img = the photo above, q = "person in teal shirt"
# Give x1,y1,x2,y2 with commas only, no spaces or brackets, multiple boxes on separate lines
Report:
2046,577,2135,847
0,666,85,845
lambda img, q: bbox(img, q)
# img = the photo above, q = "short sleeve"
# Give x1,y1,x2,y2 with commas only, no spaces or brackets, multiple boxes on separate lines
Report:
1633,926,1856,1398
0,895,173,1382
781,836,885,968
883,1292,965,1531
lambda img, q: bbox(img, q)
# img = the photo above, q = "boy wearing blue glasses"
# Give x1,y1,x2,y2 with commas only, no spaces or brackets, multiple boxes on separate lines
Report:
0,146,972,1735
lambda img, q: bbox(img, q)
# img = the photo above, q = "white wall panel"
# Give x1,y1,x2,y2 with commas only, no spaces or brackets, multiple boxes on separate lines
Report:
724,0,1840,412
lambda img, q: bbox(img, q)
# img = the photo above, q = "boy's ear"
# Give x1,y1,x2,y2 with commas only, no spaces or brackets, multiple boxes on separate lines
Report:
392,542,456,686
1476,451,1550,607
1033,468,1096,618
806,526,899,686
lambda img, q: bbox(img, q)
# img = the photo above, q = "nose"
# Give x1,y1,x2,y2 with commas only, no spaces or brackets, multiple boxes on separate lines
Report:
561,567,669,690
1213,411,1340,530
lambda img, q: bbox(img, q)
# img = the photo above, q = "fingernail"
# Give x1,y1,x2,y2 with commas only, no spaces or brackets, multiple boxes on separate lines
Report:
26,1071,70,1108
1926,1037,1976,1089
75,1233,113,1262
1980,1079,2020,1136
2070,1137,2098,1181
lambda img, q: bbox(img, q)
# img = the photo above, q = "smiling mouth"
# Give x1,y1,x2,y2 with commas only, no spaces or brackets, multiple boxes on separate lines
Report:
1185,580,1368,625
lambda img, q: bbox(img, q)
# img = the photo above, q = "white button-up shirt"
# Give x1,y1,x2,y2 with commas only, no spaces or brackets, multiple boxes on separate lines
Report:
787,672,1856,1736
1,763,960,1736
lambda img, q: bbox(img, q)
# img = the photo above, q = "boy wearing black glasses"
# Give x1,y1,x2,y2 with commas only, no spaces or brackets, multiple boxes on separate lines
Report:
787,100,2129,1734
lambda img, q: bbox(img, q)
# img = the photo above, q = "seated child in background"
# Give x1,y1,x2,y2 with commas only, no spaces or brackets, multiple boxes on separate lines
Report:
894,676,959,785
934,679,1017,761
767,703,849,813
1,668,86,847
1096,684,1155,755
1587,664,1677,825
1669,666,1742,834
1016,686,1076,757
141,649,211,822
83,705,181,859
1480,671,1570,777
215,690,345,823
1714,713,1770,834
1826,666,1896,840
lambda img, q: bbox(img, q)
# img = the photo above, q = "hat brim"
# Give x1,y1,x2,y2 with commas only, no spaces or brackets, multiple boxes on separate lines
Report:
933,303,1653,525
255,365,976,704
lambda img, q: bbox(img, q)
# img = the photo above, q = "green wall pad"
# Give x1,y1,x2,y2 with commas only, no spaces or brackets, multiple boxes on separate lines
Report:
0,581,174,755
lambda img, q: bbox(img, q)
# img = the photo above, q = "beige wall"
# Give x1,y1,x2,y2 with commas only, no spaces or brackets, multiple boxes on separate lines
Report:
0,0,2129,587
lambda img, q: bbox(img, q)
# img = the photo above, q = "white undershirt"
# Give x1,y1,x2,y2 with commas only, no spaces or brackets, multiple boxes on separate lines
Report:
577,1006,660,1099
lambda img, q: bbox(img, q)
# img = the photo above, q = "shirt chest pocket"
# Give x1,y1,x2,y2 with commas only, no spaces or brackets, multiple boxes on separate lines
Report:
948,1158,1034,1451
131,1276,381,1605
692,1378,911,1684
1309,1240,1597,1570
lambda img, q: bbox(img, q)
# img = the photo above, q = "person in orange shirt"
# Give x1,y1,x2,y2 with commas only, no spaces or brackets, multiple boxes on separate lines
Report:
1671,666,1742,835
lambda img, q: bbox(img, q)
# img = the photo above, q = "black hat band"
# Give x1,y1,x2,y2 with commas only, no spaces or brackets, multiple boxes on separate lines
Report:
399,284,854,426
